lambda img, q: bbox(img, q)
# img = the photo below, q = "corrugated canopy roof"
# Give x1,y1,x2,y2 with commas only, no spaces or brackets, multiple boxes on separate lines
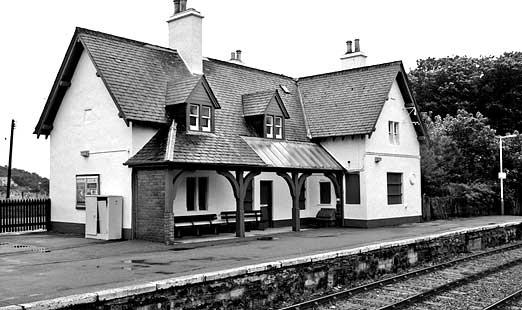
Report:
242,137,343,171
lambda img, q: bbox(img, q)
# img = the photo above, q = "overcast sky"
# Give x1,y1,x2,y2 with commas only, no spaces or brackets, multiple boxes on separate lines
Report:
1,0,521,178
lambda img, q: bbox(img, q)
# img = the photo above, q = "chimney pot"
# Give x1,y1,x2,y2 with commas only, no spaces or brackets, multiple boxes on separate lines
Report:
180,0,187,12
346,40,353,54
173,0,180,14
354,39,360,52
236,50,242,62
230,52,236,61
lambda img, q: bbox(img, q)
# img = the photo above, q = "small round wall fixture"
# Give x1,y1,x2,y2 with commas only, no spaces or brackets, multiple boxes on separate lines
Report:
409,173,416,185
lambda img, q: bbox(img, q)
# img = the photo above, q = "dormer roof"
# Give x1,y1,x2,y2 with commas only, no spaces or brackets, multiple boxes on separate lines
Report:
166,75,220,108
242,89,289,118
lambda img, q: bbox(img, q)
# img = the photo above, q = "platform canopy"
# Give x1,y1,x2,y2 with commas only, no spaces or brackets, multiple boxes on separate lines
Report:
242,137,342,171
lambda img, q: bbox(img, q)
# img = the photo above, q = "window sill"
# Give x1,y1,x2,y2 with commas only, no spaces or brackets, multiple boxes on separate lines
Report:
186,130,216,137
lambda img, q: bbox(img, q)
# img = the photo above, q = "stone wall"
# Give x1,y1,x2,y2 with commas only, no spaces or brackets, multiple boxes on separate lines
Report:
73,223,521,310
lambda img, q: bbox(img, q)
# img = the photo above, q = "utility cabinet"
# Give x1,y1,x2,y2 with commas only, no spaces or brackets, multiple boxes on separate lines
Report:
85,195,123,240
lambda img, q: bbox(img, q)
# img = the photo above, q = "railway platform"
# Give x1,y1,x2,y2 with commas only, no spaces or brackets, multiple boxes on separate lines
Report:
1,215,522,309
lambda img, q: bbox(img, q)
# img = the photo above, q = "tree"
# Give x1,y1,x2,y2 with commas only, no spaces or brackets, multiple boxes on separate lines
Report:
409,52,522,134
421,110,498,210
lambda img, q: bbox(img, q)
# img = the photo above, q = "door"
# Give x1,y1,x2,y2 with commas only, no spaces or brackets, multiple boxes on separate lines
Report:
260,181,273,228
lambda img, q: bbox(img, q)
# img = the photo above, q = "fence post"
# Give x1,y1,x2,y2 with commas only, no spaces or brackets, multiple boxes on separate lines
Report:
45,199,51,231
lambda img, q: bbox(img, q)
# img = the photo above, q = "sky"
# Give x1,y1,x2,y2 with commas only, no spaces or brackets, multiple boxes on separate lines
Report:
0,0,521,178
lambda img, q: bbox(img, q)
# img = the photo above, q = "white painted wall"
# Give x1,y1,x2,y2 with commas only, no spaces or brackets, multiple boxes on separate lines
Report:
171,171,338,222
50,50,157,230
366,80,420,156
304,174,338,218
171,170,236,216
363,79,421,220
320,79,422,222
131,123,157,156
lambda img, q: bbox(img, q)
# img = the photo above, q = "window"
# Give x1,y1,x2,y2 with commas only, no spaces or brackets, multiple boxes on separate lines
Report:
387,173,402,204
189,104,199,131
319,182,331,204
201,106,211,132
275,116,283,139
186,177,208,211
76,175,99,207
345,173,360,204
265,116,273,138
265,115,284,139
388,121,399,144
188,104,212,132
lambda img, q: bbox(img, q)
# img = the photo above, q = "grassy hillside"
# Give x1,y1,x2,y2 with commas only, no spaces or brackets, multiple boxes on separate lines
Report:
0,166,49,193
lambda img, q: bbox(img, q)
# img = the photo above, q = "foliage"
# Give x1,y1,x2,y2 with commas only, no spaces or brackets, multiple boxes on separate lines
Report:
0,166,49,194
409,52,522,134
421,110,498,209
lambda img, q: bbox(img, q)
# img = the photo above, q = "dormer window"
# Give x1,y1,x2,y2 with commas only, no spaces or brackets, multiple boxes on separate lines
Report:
189,104,212,132
242,89,290,140
266,116,273,138
265,115,283,139
274,116,283,139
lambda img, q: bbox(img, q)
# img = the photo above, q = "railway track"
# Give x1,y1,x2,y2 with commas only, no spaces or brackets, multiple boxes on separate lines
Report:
278,242,522,310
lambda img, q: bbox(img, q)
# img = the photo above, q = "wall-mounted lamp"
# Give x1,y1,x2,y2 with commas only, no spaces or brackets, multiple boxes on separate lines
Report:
80,150,90,158
374,156,382,163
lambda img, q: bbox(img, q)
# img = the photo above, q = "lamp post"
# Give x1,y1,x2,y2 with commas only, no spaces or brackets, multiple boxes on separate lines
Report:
499,134,517,215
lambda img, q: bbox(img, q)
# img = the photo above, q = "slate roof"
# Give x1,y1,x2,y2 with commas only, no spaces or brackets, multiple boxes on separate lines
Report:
166,75,202,105
77,28,193,124
298,61,404,138
242,90,275,117
127,58,314,168
36,27,423,170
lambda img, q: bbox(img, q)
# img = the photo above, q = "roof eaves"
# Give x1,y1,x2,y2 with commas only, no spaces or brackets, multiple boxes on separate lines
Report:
368,68,402,137
271,90,290,119
77,34,129,126
34,28,83,137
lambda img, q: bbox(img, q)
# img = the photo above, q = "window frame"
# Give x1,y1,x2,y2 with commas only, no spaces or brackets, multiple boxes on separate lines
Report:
387,172,403,205
264,114,284,139
388,121,400,144
76,174,100,209
319,181,332,205
186,176,209,211
187,103,213,133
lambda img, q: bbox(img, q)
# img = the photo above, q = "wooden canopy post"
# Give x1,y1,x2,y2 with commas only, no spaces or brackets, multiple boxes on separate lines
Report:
218,170,260,237
325,171,344,227
277,171,311,231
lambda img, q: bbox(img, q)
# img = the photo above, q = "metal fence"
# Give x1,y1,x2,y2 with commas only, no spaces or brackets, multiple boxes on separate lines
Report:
0,198,51,233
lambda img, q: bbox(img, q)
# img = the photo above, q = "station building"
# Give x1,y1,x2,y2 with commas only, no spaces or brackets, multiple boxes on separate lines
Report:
34,0,426,243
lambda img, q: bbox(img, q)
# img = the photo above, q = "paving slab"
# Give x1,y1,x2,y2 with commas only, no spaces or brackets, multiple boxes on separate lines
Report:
1,216,521,306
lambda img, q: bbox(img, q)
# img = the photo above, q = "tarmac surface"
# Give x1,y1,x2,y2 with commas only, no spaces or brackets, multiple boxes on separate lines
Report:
1,216,522,306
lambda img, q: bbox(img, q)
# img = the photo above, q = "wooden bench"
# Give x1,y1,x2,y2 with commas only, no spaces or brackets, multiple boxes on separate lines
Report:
173,214,223,238
220,210,262,231
315,208,337,227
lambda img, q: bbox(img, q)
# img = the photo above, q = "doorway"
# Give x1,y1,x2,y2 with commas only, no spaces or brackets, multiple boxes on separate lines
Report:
260,181,273,228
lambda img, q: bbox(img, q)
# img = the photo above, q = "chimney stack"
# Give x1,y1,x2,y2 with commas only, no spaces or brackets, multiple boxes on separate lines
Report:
229,50,243,64
354,39,360,52
167,0,204,74
345,40,353,54
340,38,367,70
